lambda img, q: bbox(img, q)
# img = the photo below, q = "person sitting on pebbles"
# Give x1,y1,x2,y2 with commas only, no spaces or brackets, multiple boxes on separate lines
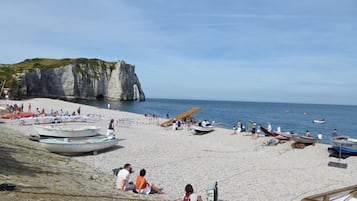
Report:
135,169,163,194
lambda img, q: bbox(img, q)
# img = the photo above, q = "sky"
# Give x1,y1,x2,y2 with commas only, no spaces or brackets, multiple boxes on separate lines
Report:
1,0,356,105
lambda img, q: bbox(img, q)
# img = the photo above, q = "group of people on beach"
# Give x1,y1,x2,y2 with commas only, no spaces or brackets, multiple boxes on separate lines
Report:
5,102,84,117
232,119,341,141
232,120,263,138
116,163,203,201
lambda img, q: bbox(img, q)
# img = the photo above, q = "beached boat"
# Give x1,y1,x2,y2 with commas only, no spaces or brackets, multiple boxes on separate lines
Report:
191,124,215,134
302,184,357,201
34,123,100,137
312,118,326,124
292,135,317,144
1,112,35,119
260,126,280,137
19,115,90,125
39,135,119,154
329,136,357,156
160,107,200,127
275,132,295,140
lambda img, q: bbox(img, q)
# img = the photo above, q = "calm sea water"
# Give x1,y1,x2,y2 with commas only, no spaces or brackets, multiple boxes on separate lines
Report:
75,98,357,144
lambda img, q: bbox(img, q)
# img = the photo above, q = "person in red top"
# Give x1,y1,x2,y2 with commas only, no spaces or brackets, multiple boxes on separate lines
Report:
135,169,163,195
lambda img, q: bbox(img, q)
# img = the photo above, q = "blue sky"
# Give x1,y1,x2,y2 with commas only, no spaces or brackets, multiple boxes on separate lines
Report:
1,0,356,105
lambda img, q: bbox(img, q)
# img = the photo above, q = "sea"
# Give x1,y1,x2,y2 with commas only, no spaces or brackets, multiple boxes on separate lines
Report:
74,98,357,145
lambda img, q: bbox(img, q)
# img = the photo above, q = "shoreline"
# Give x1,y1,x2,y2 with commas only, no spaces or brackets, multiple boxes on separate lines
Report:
1,98,356,201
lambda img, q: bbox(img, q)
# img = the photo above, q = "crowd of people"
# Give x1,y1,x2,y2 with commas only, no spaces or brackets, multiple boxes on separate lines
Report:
3,102,83,118
232,120,341,140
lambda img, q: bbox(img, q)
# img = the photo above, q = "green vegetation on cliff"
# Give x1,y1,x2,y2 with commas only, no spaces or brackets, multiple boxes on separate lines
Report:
0,58,117,88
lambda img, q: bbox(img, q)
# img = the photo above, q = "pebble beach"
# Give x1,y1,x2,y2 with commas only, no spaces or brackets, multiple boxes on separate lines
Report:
1,98,356,201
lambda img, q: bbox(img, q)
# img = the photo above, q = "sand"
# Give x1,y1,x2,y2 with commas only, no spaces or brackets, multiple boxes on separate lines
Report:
1,98,356,201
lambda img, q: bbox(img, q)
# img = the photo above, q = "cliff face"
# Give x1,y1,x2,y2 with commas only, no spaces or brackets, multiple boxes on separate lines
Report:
12,60,145,101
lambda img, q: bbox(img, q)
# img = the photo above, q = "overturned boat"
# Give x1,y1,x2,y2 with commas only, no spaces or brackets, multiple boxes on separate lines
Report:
39,135,119,154
33,123,100,138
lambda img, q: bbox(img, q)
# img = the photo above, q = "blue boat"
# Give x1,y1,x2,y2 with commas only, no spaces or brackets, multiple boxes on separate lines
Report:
329,136,357,157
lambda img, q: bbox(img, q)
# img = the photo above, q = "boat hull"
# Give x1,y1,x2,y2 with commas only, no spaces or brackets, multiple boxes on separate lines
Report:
331,136,357,155
292,135,317,144
312,119,325,124
39,135,119,153
191,124,215,134
19,115,89,125
260,126,280,137
1,112,35,119
34,124,100,137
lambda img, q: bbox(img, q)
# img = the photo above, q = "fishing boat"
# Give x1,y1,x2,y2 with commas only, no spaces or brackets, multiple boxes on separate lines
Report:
191,121,215,134
329,136,357,156
312,118,326,124
39,135,119,154
33,123,100,138
291,135,317,144
302,184,357,201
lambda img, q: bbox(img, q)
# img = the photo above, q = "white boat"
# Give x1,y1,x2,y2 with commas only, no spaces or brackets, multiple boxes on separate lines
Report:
39,135,119,154
34,123,100,137
191,124,215,134
19,115,90,125
312,118,326,124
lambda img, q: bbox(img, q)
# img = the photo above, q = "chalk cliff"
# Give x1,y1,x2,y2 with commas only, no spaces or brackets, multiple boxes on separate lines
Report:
9,58,145,101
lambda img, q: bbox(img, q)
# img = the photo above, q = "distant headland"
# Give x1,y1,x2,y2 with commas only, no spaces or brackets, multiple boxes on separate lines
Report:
0,58,145,101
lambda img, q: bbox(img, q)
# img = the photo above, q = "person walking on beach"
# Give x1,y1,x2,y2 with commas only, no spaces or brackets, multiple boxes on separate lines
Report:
251,123,257,139
181,184,203,201
116,163,135,191
28,103,31,112
107,119,115,138
135,169,163,194
77,106,81,115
